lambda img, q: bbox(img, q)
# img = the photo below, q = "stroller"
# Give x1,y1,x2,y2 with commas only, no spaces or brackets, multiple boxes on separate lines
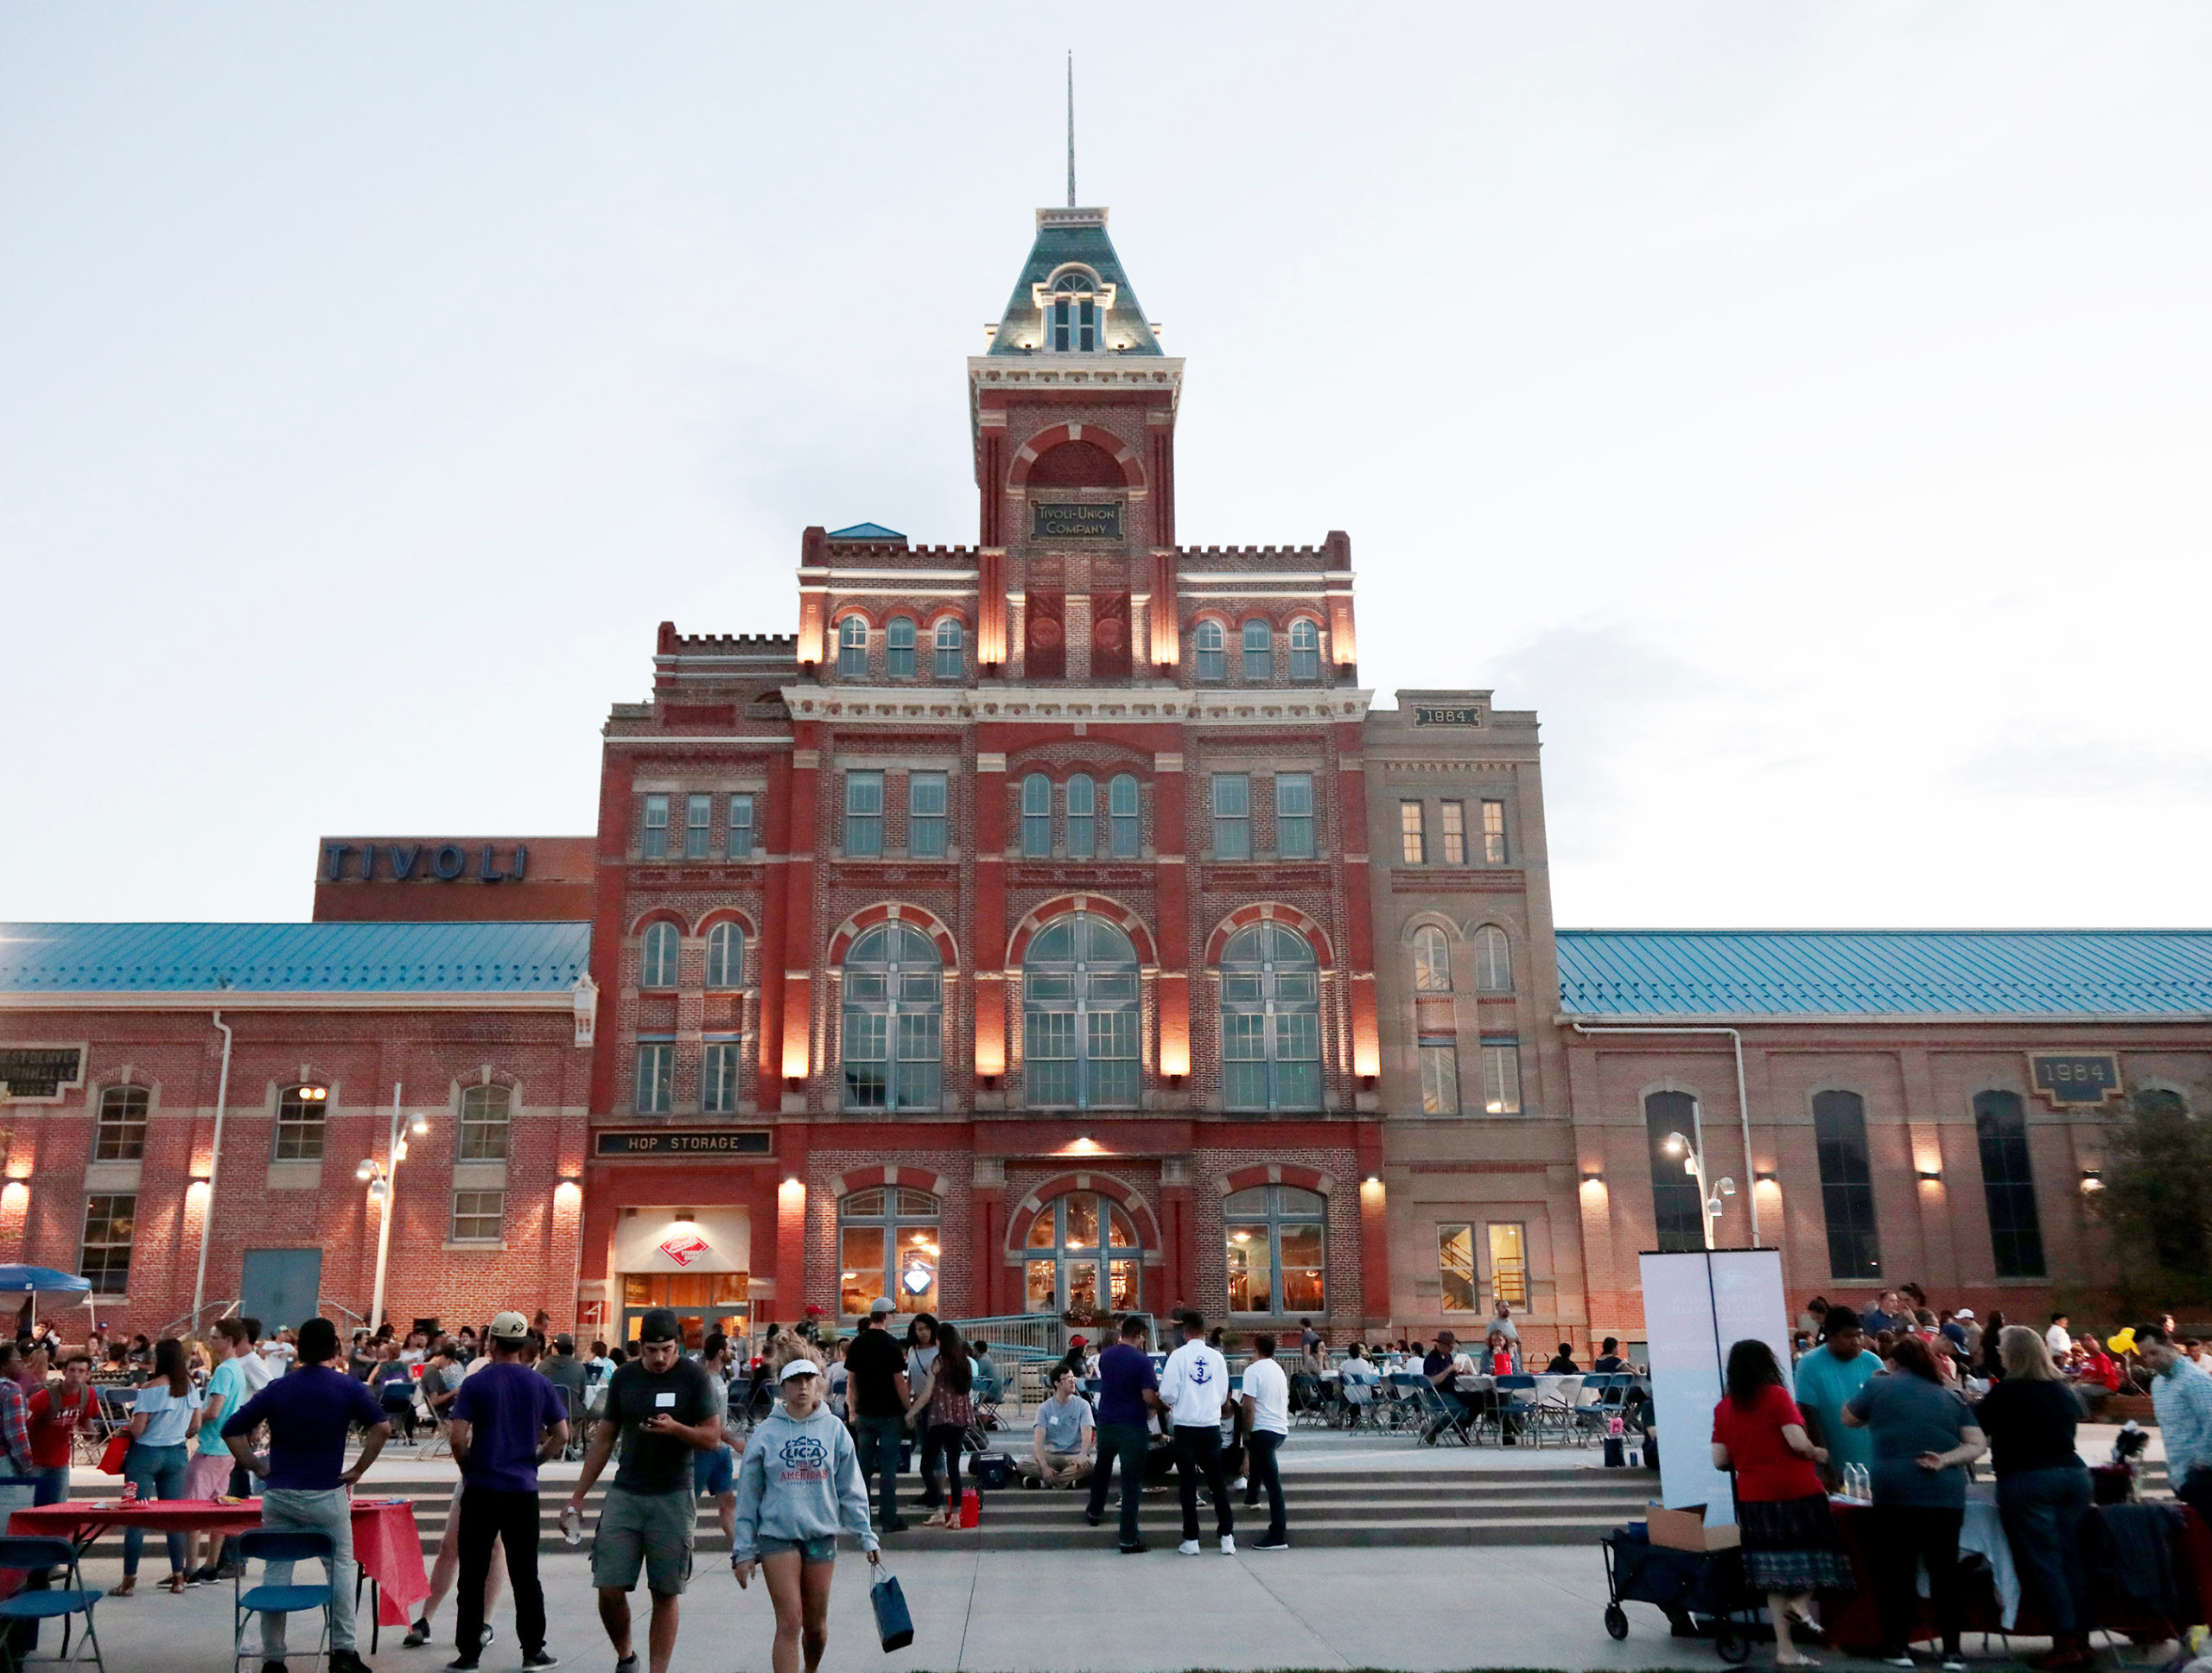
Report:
1600,1524,1761,1663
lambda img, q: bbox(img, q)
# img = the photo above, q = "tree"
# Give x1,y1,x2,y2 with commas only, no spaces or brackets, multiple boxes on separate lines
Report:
2094,1089,2212,1312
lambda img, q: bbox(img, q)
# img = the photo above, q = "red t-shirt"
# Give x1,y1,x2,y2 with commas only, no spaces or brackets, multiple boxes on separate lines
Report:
25,1385,92,1470
1710,1383,1824,1503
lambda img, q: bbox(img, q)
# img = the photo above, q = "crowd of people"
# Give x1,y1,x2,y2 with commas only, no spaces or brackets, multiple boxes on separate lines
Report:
1711,1293,2212,1672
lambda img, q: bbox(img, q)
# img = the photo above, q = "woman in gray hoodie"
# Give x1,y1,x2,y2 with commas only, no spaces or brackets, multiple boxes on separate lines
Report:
731,1336,882,1673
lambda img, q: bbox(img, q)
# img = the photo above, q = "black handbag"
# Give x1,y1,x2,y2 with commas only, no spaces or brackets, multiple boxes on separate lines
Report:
870,1564,914,1652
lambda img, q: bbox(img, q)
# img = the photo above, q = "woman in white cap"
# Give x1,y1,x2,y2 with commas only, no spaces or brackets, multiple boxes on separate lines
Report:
730,1333,881,1673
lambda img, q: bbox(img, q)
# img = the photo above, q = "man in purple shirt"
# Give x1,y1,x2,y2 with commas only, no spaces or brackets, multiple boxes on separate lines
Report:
447,1311,568,1671
1084,1314,1164,1553
222,1316,389,1673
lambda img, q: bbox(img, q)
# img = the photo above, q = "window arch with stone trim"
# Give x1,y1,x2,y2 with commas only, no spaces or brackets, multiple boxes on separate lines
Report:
1218,1165,1336,1318
1287,616,1323,682
836,1183,943,1318
836,613,870,679
1022,910,1141,1110
1012,1174,1155,1316
1472,924,1513,994
1410,922,1453,993
1216,921,1323,1112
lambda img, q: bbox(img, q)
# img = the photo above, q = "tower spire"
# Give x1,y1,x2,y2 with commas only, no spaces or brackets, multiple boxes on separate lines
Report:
1065,53,1076,207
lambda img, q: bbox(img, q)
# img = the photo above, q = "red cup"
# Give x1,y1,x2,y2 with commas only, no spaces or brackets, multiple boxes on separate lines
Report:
120,1481,139,1504
960,1488,979,1528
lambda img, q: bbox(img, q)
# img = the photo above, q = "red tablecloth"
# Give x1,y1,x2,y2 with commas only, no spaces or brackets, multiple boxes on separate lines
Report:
5,1498,429,1626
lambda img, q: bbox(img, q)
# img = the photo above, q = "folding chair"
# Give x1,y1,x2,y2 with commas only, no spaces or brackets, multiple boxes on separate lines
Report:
559,1384,589,1461
1412,1380,1471,1446
232,1528,334,1673
1340,1375,1384,1434
0,1535,104,1673
1493,1374,1538,1444
1530,1375,1584,1446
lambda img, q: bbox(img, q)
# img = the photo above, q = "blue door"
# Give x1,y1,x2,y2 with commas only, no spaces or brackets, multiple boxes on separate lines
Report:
239,1248,322,1337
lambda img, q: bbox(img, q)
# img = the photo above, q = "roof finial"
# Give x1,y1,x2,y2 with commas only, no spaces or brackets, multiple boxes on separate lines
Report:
1065,53,1076,208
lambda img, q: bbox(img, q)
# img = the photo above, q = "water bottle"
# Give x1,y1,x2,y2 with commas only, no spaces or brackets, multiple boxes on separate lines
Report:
560,1505,584,1547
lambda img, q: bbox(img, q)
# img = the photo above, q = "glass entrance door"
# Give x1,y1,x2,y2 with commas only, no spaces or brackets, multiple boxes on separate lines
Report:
1021,1192,1142,1314
620,1272,749,1350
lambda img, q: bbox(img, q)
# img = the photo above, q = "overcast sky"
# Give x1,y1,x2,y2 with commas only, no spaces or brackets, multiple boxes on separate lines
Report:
4,6,2207,929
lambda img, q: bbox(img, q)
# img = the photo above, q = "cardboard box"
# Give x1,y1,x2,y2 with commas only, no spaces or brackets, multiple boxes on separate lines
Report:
1645,1501,1741,1552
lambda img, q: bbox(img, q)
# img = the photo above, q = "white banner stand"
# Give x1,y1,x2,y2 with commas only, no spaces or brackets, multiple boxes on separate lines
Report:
1638,1248,1789,1526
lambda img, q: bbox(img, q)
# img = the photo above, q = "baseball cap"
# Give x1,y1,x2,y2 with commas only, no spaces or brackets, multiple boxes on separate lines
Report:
868,1296,895,1317
488,1311,531,1342
1955,1309,1975,1320
555,1333,575,1352
1069,1334,1087,1348
779,1358,823,1382
638,1307,682,1344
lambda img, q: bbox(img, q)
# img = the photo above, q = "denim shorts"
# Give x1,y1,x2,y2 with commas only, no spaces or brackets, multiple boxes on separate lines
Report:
693,1444,734,1498
754,1535,837,1565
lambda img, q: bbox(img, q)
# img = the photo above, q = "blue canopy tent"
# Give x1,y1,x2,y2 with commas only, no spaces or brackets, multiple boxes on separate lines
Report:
0,1266,92,1329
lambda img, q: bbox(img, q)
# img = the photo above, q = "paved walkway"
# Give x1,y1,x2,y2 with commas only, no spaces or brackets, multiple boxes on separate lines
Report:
55,1543,2078,1673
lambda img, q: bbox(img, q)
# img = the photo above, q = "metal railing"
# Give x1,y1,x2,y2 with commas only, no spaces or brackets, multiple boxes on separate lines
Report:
157,1299,240,1339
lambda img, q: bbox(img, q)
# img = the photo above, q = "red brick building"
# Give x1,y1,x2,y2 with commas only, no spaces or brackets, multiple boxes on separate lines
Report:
3,198,2208,1352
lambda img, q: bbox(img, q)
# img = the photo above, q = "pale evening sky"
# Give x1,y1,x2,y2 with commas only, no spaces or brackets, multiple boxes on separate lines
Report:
3,6,2206,928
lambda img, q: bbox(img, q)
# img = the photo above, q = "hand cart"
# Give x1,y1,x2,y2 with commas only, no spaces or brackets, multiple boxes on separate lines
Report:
1601,1524,1761,1663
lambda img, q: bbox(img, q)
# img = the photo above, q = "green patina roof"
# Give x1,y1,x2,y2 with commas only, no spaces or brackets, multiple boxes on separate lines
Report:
988,209,1161,357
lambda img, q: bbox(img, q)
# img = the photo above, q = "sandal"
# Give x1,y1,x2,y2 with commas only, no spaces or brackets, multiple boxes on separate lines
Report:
106,1579,136,1599
162,1574,188,1596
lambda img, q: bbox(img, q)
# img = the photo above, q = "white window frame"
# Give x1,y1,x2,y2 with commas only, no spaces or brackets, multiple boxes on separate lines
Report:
639,921,679,989
634,1042,675,1113
725,794,756,860
1275,773,1314,859
1211,773,1251,860
908,772,948,858
450,1188,505,1244
1480,1041,1522,1114
886,616,917,679
1194,620,1226,683
844,770,884,857
836,615,869,678
684,793,712,859
933,617,964,678
705,921,744,988
642,794,670,859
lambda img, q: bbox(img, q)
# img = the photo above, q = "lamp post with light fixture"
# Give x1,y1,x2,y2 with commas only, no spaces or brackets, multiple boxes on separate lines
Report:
358,1083,429,1333
1661,1097,1736,1251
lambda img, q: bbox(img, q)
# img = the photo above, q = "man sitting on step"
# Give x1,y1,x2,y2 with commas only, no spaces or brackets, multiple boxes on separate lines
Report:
1019,1367,1096,1487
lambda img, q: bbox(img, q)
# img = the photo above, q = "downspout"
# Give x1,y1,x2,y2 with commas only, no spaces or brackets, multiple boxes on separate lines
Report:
1568,1021,1760,1248
191,1010,234,1323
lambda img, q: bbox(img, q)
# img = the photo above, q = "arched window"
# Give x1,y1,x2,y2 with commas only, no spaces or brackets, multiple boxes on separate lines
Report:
841,924,943,1112
837,614,869,678
1109,774,1141,857
1242,619,1274,682
885,616,916,679
1412,925,1452,992
1024,1191,1142,1315
1474,925,1512,994
1288,618,1321,682
1972,1091,2045,1279
459,1084,511,1161
838,1186,940,1317
1049,269,1099,352
1065,774,1096,858
1020,773,1052,857
1219,922,1321,1111
1194,620,1225,683
276,1083,329,1161
640,921,679,989
933,617,963,679
94,1085,149,1161
1024,913,1141,1110
1812,1090,1882,1279
1224,1184,1325,1314
1643,1091,1705,1253
704,921,744,988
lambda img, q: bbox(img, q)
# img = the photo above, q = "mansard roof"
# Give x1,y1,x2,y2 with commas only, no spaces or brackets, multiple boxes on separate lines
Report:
987,207,1161,357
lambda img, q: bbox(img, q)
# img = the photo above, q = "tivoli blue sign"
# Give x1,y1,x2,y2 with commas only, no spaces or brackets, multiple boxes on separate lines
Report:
323,843,530,884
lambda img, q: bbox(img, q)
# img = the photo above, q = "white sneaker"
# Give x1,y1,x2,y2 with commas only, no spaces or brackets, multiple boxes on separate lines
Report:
1177,1539,1200,1556
1220,1535,1236,1555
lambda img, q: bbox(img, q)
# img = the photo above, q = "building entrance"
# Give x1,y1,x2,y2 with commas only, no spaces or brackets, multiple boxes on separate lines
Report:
619,1272,748,1349
1022,1191,1142,1315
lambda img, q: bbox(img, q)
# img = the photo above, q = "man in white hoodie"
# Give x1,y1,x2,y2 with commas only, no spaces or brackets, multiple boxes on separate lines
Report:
1158,1310,1235,1556
731,1353,881,1673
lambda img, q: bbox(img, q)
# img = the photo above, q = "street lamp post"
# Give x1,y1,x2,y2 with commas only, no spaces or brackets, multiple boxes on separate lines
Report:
359,1082,429,1333
1663,1097,1736,1251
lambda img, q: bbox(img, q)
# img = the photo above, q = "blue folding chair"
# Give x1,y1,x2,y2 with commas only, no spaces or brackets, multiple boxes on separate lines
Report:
232,1529,334,1673
0,1535,105,1673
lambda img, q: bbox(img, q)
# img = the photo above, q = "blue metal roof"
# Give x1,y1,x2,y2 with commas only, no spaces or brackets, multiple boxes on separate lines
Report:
826,523,905,541
1556,929,2212,1017
0,923,591,995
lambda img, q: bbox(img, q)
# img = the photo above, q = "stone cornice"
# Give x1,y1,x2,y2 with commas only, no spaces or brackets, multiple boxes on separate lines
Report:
780,685,1372,727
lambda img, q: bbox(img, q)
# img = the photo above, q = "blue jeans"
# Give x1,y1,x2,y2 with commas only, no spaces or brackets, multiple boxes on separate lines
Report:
121,1441,189,1576
32,1466,69,1507
1999,1464,2092,1634
853,1415,904,1524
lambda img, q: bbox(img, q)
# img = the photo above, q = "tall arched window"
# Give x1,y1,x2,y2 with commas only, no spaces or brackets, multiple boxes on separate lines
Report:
1287,618,1320,682
459,1084,512,1161
640,921,679,989
885,616,917,679
1049,269,1099,353
1109,774,1141,857
1242,619,1274,681
1024,1191,1142,1314
1474,926,1513,993
838,1186,940,1316
1643,1091,1705,1253
1412,925,1452,992
1219,922,1321,1111
1024,913,1141,1110
1020,773,1052,856
1973,1091,2045,1279
841,924,943,1112
1193,621,1225,683
704,921,744,988
1812,1090,1882,1279
1065,774,1096,858
1224,1185,1325,1314
94,1085,149,1161
933,617,963,679
836,614,868,678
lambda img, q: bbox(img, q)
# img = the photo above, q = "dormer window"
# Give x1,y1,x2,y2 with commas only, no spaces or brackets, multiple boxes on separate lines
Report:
1039,268,1114,353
